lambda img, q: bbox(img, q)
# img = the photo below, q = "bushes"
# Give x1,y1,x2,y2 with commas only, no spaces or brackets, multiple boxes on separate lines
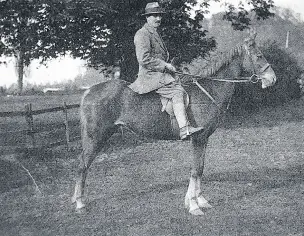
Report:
232,40,302,112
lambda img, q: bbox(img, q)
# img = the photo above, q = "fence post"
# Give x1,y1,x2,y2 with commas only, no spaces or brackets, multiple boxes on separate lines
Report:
25,103,35,147
63,102,70,151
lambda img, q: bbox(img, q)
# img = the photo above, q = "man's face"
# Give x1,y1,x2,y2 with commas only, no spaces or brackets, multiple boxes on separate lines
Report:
146,14,162,28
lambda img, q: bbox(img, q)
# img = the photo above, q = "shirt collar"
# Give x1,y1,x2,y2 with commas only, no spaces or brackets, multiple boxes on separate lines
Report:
144,23,157,34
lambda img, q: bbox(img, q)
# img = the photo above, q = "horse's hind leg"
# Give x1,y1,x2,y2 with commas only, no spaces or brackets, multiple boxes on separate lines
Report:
72,140,100,210
72,120,118,210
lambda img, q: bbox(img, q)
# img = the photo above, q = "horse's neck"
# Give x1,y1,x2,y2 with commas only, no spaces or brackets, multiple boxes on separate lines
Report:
193,56,242,103
186,55,242,130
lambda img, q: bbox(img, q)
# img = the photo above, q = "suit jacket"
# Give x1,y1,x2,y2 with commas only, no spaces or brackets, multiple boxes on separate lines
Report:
128,23,175,94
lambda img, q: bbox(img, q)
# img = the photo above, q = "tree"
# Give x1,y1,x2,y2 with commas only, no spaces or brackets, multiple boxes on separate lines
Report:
64,0,275,82
223,0,274,30
0,0,108,94
0,0,276,91
1,1,53,93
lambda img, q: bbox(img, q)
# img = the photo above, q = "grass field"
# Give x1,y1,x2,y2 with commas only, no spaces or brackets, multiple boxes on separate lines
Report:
0,94,83,148
0,94,82,112
1,95,304,235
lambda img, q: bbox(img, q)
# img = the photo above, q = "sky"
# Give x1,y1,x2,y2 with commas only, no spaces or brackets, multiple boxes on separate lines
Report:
0,56,86,87
203,0,304,19
0,0,303,87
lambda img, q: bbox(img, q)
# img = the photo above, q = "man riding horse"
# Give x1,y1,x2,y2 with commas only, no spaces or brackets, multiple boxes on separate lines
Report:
129,2,204,140
72,1,277,215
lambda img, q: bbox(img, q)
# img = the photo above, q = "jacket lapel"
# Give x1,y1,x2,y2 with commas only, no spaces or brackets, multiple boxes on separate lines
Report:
156,30,168,53
145,24,169,60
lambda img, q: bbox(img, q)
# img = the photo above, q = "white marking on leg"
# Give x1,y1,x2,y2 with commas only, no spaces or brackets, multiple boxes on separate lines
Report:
197,196,212,209
185,176,195,208
185,176,204,215
72,180,86,210
72,181,81,203
76,198,86,209
196,177,212,209
189,199,204,216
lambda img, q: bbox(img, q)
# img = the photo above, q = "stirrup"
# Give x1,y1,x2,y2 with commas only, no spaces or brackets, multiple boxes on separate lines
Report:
180,126,189,140
180,126,204,140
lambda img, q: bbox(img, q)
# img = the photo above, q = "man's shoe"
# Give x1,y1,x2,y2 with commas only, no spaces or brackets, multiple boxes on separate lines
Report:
180,126,204,140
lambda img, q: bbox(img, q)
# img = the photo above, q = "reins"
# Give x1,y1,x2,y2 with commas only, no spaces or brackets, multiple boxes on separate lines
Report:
175,71,263,107
175,71,262,84
173,40,271,106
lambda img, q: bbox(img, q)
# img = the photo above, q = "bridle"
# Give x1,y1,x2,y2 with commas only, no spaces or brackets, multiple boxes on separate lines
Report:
175,45,271,105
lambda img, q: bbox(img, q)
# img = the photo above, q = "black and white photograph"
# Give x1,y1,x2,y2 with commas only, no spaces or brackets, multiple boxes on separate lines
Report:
0,0,303,235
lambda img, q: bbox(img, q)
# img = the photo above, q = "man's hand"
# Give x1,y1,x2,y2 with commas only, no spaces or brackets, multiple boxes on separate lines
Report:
165,63,176,73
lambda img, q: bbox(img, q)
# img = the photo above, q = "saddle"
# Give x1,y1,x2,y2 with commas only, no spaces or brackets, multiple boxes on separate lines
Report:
114,79,190,140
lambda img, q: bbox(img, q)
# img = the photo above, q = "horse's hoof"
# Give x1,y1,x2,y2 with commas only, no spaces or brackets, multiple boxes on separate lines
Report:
199,201,212,209
189,208,204,216
75,207,87,214
75,200,86,210
71,196,76,203
197,199,213,209
75,202,86,214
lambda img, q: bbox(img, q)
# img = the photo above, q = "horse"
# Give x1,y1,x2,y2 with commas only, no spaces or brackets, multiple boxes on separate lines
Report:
71,33,277,216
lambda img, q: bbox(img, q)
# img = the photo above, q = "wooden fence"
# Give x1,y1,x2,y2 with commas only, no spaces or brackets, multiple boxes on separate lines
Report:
0,102,80,155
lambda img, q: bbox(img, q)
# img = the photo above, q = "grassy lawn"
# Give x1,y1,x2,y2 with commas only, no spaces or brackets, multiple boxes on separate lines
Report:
0,94,82,112
1,97,304,235
0,93,83,149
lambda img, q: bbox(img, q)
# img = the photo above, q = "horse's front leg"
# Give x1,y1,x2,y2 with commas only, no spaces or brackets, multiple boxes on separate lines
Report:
185,138,212,215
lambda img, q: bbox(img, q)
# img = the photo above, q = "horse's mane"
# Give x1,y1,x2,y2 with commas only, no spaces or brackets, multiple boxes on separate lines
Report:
196,44,245,77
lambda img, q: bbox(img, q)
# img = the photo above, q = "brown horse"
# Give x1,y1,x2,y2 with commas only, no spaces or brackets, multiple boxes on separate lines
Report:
72,34,276,215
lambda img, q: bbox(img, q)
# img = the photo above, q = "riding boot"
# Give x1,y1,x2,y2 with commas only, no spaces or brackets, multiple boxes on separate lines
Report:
172,103,204,140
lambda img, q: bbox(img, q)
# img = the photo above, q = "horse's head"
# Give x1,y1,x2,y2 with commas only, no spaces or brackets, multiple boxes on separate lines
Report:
243,29,277,88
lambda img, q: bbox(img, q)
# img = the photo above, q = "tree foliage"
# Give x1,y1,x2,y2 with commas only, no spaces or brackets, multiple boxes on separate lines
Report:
0,0,276,89
66,0,275,81
0,0,108,92
223,0,274,30
1,0,62,64
79,0,219,81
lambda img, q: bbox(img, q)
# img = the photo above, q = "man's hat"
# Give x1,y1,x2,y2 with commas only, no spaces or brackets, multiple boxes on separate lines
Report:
142,2,165,16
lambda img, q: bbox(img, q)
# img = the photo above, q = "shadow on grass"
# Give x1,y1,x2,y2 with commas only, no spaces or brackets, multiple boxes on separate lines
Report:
0,144,81,194
221,97,304,129
87,162,304,208
203,163,304,203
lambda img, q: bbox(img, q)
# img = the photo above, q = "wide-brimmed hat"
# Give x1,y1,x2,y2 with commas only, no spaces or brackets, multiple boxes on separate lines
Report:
142,2,165,16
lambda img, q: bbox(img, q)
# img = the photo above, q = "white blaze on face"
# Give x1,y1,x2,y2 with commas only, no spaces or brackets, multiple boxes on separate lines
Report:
245,44,277,89
261,67,277,89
